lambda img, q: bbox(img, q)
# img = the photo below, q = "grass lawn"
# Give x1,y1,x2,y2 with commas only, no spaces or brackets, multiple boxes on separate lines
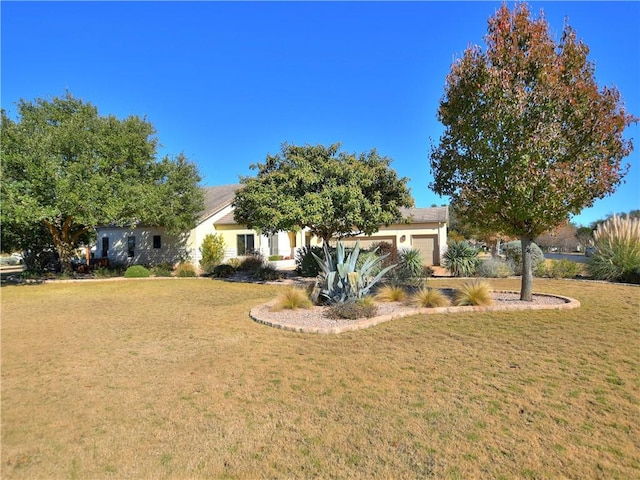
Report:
1,277,638,479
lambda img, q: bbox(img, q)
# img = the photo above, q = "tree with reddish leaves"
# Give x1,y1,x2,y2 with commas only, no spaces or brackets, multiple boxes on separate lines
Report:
430,3,637,300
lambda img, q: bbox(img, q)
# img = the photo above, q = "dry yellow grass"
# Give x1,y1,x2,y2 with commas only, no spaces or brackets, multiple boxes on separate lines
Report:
1,277,639,479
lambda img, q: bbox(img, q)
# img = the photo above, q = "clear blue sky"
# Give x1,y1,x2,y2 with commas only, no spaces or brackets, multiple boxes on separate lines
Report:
2,1,638,227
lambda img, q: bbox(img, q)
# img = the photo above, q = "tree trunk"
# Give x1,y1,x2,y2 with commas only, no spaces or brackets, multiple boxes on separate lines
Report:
520,235,534,301
44,217,88,274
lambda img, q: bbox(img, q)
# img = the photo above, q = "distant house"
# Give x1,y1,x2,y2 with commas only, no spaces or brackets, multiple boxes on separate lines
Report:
94,184,448,268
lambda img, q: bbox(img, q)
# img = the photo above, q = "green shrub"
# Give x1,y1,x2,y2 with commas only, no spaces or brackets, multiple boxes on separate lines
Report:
477,258,514,278
295,245,325,277
268,255,283,261
124,265,151,278
237,253,264,273
199,233,226,273
370,241,398,269
151,263,174,277
588,215,640,284
272,287,313,311
443,241,480,277
375,285,407,303
546,259,582,279
255,265,283,281
211,264,236,278
502,240,545,276
326,300,378,320
226,258,242,269
454,280,493,306
175,262,197,277
412,288,450,308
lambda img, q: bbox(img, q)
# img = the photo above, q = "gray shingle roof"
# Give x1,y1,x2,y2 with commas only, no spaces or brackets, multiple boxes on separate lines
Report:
400,206,448,224
198,184,241,223
198,184,448,226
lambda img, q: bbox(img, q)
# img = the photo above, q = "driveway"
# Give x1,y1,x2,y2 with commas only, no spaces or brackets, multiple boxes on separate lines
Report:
545,253,589,264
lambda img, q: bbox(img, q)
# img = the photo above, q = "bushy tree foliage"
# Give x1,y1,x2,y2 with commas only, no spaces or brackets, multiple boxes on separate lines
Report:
233,143,413,245
199,233,226,272
430,3,636,300
1,93,204,272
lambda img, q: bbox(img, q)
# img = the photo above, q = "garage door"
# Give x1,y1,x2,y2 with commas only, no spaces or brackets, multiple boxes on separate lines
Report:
411,235,439,266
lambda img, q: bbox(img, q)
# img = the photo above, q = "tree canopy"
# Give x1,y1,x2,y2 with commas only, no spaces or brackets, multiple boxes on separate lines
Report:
429,3,636,299
1,92,204,272
233,143,414,244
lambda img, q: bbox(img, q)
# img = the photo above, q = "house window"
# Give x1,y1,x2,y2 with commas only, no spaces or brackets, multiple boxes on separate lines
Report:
237,234,255,256
101,237,109,258
153,235,161,249
127,236,135,258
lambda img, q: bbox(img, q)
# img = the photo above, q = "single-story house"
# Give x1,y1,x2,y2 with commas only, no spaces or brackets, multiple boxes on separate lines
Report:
94,184,448,268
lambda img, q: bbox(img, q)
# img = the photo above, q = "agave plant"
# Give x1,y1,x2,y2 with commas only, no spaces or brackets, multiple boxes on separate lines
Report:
312,241,396,304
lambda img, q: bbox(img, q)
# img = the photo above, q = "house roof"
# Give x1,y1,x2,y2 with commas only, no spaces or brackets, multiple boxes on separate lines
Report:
400,206,448,224
199,184,449,226
198,184,241,223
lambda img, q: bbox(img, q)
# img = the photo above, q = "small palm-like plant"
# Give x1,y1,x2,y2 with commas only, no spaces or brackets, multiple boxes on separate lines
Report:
375,285,407,303
412,288,450,308
443,241,480,277
454,280,494,306
272,287,313,311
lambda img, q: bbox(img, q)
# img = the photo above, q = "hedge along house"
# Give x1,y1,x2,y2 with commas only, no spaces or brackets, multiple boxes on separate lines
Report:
94,184,449,268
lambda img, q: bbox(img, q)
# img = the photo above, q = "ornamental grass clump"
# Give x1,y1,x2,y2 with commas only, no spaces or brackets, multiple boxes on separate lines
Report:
454,280,494,307
546,259,583,279
588,215,640,284
272,287,313,311
375,285,407,303
176,262,197,277
443,241,481,277
412,287,450,308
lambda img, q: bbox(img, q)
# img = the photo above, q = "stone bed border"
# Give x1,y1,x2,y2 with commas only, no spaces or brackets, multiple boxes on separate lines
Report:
249,291,580,334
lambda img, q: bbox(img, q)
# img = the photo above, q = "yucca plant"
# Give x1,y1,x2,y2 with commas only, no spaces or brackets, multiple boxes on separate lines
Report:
588,215,640,284
272,287,313,311
312,241,396,304
443,241,481,277
375,284,407,303
412,287,450,308
454,280,494,306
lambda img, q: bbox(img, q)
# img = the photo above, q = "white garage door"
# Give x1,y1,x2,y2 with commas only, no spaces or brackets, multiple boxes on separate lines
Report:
411,235,439,266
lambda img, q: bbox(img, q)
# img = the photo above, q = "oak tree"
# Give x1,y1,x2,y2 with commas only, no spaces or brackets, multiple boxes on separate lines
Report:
1,93,204,273
429,3,636,300
233,143,413,245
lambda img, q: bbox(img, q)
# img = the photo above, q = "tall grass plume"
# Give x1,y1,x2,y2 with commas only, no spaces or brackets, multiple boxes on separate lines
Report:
455,280,494,306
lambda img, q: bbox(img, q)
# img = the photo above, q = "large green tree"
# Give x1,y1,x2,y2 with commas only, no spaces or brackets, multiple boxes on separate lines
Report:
233,143,413,245
429,3,636,300
1,93,204,272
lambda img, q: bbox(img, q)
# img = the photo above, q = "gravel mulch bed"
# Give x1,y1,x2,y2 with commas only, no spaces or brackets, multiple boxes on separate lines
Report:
250,290,579,334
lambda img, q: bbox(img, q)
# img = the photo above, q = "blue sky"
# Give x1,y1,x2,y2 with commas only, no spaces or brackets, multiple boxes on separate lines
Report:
2,1,638,227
